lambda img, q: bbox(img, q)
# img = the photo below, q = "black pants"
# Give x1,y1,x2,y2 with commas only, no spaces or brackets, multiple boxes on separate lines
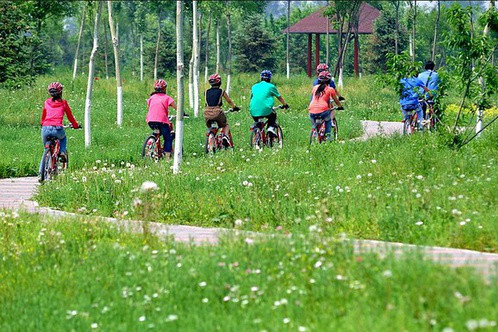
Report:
252,112,277,128
148,122,172,153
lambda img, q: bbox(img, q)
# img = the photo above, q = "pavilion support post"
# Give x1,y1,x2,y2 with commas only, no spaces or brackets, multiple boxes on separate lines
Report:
315,33,320,69
307,34,312,77
354,33,359,77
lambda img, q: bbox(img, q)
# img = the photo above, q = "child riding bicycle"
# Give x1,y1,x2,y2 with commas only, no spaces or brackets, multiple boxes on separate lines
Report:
309,71,344,141
146,79,178,160
314,64,345,101
400,67,432,130
204,73,240,146
39,82,80,175
249,70,289,136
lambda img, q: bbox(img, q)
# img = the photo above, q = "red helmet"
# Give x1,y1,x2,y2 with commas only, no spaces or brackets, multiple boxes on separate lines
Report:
48,82,63,94
316,63,329,74
208,73,221,85
318,71,332,82
154,79,167,90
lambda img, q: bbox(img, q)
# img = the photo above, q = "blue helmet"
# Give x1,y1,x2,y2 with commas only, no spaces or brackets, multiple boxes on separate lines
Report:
260,70,272,80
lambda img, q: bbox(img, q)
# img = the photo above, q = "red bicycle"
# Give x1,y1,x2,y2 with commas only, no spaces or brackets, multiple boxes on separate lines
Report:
250,105,285,149
142,116,176,161
39,125,79,182
310,107,338,144
205,108,239,154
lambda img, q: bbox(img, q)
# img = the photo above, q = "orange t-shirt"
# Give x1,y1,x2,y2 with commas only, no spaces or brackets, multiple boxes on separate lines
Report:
308,85,337,114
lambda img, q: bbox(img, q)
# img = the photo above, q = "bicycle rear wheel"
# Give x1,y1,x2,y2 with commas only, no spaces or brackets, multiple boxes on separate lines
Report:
205,132,216,154
403,114,416,135
309,128,317,145
40,149,54,182
142,136,158,159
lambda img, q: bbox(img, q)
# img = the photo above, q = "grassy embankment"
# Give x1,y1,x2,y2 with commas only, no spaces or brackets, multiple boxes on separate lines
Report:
0,212,496,331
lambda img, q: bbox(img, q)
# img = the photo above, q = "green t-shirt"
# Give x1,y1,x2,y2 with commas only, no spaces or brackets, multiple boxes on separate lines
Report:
249,81,281,117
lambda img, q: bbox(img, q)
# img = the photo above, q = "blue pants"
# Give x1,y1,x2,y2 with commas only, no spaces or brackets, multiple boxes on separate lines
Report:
148,122,172,153
402,105,423,128
310,110,333,136
40,126,66,174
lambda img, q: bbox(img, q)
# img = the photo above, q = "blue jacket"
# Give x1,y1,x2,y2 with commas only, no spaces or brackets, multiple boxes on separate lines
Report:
400,77,424,109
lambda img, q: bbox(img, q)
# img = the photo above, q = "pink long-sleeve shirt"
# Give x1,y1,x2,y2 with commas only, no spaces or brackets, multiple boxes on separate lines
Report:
40,98,79,127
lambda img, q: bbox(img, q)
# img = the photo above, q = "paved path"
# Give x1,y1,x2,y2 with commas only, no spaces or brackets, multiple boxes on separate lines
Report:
0,121,496,281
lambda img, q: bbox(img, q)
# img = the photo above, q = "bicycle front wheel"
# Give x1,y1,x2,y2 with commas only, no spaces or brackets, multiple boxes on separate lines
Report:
332,118,338,141
250,129,262,149
270,126,284,149
142,136,158,159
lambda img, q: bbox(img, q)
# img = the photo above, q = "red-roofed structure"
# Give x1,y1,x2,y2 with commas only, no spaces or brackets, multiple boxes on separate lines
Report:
283,2,380,77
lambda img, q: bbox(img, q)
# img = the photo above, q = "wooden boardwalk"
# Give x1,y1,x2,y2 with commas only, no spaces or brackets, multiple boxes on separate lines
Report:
0,121,496,281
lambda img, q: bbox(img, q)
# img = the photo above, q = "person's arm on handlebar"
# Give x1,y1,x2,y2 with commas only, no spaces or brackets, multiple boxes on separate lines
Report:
422,86,433,99
63,100,81,128
223,91,237,109
277,96,289,109
331,93,344,110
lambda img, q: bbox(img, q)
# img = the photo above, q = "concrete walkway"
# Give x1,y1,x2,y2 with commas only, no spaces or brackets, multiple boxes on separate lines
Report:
0,121,496,281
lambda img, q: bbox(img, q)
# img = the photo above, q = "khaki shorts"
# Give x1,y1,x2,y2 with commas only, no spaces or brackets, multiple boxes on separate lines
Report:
204,106,227,128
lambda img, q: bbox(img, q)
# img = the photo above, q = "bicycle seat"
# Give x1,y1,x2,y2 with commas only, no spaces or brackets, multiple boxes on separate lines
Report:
254,118,266,123
207,121,219,129
45,136,58,142
152,129,161,134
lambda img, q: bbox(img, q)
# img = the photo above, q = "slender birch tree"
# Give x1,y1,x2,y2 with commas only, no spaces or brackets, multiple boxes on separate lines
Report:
216,19,221,73
107,1,123,127
173,0,185,174
72,3,86,80
103,17,110,80
84,2,102,148
204,16,211,82
286,0,291,79
193,0,200,117
154,7,162,81
431,0,441,61
226,1,233,94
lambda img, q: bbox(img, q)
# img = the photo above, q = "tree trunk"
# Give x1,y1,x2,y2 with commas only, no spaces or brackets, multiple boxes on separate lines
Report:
226,3,232,95
286,0,291,79
84,2,102,148
154,11,161,81
326,0,330,66
410,0,417,62
204,16,211,82
73,4,86,80
216,19,221,73
188,55,194,109
173,0,185,174
338,27,352,88
107,1,123,127
394,0,399,55
193,0,199,117
140,34,144,81
103,16,110,79
477,4,493,137
431,0,440,61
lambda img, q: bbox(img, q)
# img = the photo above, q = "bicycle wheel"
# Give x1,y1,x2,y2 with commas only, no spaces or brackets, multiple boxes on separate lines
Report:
403,114,416,135
309,128,317,145
142,136,158,159
332,118,338,141
270,125,284,148
205,132,216,154
250,129,262,149
40,149,53,182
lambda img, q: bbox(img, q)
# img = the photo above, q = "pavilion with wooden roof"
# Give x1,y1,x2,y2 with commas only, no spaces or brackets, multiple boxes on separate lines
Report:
283,2,380,77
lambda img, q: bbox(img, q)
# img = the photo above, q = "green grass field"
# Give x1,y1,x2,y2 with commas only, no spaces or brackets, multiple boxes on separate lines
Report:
0,212,496,332
1,72,492,251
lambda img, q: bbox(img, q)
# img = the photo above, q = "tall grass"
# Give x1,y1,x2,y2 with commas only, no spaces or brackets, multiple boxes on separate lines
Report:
0,212,496,332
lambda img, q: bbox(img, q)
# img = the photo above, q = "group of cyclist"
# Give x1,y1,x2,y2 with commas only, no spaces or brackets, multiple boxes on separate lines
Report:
39,60,439,170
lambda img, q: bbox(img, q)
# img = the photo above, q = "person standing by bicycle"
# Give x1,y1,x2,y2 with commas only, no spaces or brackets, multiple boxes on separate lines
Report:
39,82,80,173
249,70,289,137
146,79,178,160
204,74,240,146
400,67,432,129
417,60,440,117
314,64,345,101
309,71,344,141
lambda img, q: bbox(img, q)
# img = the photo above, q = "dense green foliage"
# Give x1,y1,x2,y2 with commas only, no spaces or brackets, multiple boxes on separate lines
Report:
1,213,496,331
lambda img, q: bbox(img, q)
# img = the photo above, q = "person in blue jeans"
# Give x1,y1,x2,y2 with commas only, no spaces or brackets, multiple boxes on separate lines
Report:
400,73,432,129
